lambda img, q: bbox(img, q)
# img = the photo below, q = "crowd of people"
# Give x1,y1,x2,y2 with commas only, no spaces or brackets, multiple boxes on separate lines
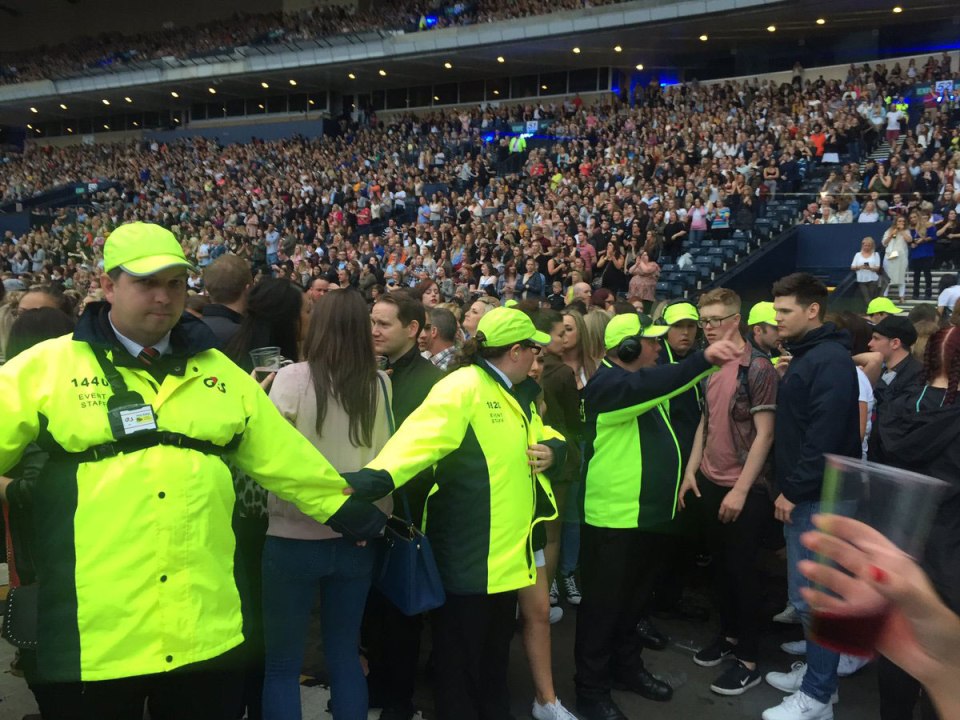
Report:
5,64,948,309
2,221,960,720
0,0,627,85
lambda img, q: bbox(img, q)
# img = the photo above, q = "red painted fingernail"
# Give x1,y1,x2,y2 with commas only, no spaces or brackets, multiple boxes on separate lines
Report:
870,565,888,583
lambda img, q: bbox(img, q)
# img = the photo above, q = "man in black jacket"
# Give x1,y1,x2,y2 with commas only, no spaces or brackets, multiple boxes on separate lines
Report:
865,316,924,463
762,274,861,720
200,254,251,348
367,291,443,720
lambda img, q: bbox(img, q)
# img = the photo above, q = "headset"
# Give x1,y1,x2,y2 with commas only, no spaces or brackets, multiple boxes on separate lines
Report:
616,334,643,363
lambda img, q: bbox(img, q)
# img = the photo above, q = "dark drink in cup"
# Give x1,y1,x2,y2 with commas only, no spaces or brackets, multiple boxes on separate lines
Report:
810,606,889,657
808,456,945,657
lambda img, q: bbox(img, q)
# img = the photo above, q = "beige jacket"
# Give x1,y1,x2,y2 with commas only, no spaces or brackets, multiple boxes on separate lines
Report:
267,362,394,540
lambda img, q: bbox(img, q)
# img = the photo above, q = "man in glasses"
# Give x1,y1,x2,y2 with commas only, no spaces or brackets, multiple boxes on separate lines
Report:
678,287,779,697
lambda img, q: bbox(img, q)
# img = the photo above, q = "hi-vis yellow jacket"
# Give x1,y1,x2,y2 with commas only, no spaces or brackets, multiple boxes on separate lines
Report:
0,304,382,683
345,361,564,595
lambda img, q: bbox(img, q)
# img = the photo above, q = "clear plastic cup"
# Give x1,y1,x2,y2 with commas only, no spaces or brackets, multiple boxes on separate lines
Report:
809,454,948,657
375,355,389,372
249,346,281,381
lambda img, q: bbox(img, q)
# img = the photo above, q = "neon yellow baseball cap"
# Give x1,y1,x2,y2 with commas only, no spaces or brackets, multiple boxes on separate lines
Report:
866,297,903,316
104,222,193,277
662,301,699,325
476,307,551,347
604,313,668,350
747,301,778,327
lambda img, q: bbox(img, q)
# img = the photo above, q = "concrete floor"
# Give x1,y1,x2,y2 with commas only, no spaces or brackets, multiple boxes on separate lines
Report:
0,560,882,720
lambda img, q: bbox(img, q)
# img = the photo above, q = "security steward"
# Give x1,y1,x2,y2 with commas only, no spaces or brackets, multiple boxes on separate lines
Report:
643,300,707,633
747,301,781,360
0,222,385,720
574,312,738,720
344,307,565,720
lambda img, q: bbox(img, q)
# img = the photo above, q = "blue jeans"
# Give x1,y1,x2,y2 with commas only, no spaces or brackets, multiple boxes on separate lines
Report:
785,501,840,704
262,536,374,720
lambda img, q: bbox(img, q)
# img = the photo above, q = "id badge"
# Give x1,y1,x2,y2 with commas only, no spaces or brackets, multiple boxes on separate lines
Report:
108,404,158,438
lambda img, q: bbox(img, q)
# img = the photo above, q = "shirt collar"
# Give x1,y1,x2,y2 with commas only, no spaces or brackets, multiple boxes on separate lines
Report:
486,361,513,389
108,313,171,359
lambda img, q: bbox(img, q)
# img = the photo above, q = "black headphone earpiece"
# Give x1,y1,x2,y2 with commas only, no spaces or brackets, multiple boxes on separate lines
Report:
617,335,642,363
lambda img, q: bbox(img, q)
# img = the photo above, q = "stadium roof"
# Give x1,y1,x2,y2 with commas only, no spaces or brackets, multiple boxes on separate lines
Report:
1,0,957,126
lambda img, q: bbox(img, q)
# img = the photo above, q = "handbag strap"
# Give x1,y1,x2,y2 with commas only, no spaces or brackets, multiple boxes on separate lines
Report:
375,372,412,522
376,372,395,435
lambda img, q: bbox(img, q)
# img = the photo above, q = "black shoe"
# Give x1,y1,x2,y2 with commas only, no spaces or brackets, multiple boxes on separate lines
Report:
576,695,629,720
709,660,762,696
636,617,669,650
612,666,673,702
380,705,416,720
694,636,736,667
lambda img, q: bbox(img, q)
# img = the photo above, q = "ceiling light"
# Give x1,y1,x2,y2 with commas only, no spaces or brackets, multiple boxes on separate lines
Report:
258,103,265,109
434,95,440,101
497,56,505,63
34,128,41,133
261,81,269,89
67,127,73,133
541,85,548,90
444,62,452,69
348,72,356,79
132,122,139,127
103,99,112,105
26,124,32,129
378,69,387,76
30,107,39,114
208,87,216,94
124,96,132,103
170,91,179,98
572,47,581,54
174,117,180,123
636,63,644,70
699,34,709,41
288,79,297,86
493,90,500,95
308,99,315,105
892,5,902,12
614,45,622,52
767,24,776,32
59,103,68,110
816,17,826,24
103,124,110,129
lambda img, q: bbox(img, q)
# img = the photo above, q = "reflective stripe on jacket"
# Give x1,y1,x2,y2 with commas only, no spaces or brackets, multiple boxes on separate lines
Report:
345,362,563,594
0,308,363,683
582,353,714,529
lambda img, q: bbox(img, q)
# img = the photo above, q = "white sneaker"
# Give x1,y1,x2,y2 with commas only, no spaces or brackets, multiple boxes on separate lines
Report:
837,654,870,677
766,661,807,693
768,663,839,704
532,697,578,720
549,579,560,606
549,605,564,624
780,640,807,656
762,691,834,720
773,604,802,624
562,574,582,606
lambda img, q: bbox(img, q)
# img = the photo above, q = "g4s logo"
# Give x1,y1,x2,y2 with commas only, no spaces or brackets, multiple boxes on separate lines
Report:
203,376,227,394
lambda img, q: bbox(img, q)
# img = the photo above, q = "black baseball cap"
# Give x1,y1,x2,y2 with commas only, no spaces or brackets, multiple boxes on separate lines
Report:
873,316,918,348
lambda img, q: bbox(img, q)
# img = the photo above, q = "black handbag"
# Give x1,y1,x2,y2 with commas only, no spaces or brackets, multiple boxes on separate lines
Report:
1,583,38,649
371,374,446,616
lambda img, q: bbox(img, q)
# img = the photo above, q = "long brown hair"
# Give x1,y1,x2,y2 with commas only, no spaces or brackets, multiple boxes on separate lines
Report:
303,289,378,446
